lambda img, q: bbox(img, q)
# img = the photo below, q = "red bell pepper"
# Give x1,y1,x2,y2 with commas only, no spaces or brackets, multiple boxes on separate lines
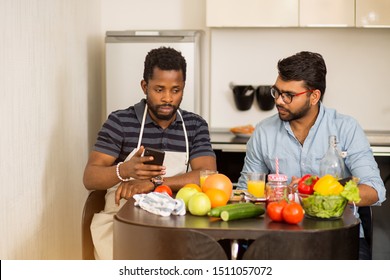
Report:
297,174,319,195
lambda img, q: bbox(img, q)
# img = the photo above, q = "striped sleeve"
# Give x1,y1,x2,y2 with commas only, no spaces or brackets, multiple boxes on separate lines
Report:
182,111,215,160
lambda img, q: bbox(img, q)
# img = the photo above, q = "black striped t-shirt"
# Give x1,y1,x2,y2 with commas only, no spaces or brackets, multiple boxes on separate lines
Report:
94,99,215,164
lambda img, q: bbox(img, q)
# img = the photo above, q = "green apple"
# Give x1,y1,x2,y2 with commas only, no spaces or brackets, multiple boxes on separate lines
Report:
176,187,199,210
188,192,211,216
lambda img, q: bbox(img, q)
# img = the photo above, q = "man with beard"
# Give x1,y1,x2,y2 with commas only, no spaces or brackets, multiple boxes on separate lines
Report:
236,51,385,259
83,47,216,259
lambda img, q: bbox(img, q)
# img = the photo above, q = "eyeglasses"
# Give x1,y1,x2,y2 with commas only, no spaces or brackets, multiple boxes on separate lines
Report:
270,87,313,104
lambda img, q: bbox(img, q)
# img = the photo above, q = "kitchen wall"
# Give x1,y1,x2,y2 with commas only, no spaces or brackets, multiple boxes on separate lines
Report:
100,1,390,132
1,0,389,260
0,0,206,260
0,0,102,259
210,28,390,130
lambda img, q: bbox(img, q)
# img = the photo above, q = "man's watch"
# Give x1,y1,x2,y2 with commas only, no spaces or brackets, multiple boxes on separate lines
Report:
151,176,164,190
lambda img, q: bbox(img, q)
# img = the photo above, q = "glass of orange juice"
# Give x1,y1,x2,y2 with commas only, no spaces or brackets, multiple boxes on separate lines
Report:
246,172,266,198
200,170,218,188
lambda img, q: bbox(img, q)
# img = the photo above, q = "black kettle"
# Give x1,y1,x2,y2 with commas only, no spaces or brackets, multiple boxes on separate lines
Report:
232,85,255,111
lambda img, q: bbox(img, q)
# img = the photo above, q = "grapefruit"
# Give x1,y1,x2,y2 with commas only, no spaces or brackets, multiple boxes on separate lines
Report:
202,173,233,199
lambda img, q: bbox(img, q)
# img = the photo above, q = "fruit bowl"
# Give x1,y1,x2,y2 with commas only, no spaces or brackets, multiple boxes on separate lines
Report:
298,193,348,219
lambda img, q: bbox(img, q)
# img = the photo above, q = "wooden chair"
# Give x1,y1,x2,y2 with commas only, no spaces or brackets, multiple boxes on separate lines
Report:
81,190,106,260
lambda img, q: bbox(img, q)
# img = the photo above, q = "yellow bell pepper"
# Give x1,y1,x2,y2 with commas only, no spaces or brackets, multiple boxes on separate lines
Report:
313,174,344,196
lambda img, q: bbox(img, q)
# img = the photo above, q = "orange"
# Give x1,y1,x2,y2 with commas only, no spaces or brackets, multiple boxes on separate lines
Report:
183,183,202,192
202,173,233,199
205,188,229,208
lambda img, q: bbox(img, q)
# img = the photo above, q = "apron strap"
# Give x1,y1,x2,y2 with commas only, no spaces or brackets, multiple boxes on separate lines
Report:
137,103,149,149
177,110,189,167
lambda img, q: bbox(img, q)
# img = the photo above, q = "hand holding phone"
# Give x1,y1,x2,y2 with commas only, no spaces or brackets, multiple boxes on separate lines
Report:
143,147,165,165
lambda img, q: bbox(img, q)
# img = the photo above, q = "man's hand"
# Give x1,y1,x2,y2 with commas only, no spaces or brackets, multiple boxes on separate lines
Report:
120,146,166,180
115,179,155,205
289,175,300,194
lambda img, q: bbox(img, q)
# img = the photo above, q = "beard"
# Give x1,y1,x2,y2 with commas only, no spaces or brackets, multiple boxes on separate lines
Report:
146,97,181,121
277,98,311,122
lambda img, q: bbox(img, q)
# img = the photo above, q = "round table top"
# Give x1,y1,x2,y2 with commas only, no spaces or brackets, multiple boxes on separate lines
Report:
115,199,359,240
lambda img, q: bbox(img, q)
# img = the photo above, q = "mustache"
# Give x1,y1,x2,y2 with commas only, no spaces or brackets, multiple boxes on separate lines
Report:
157,103,175,108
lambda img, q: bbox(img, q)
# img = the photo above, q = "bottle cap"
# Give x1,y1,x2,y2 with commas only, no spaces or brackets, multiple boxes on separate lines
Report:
268,174,288,182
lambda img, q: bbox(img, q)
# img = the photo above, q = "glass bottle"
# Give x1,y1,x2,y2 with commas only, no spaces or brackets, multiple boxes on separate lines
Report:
319,135,345,179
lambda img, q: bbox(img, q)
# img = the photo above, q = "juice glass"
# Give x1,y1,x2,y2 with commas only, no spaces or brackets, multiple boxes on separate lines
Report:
246,172,266,198
200,170,218,188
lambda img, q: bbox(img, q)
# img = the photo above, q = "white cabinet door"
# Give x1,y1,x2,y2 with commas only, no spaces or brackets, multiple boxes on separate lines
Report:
300,0,355,27
356,0,390,27
206,0,298,27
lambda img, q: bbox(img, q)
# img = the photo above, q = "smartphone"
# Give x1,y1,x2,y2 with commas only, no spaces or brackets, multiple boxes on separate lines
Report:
143,147,165,165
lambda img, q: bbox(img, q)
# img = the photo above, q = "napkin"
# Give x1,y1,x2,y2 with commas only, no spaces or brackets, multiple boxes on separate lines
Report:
133,192,186,216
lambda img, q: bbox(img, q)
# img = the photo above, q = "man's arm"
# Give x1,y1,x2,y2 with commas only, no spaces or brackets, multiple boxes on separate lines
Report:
114,155,217,204
83,147,166,190
356,184,380,206
83,151,119,190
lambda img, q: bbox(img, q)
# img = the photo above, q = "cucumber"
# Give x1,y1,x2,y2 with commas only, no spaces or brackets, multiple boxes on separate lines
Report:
220,205,265,221
208,203,257,217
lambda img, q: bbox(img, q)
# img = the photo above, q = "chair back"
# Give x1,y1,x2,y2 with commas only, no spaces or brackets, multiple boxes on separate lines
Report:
114,222,228,260
81,190,106,260
358,206,373,255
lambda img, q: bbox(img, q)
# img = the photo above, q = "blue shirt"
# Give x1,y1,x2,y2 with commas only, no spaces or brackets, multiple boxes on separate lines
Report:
237,103,386,206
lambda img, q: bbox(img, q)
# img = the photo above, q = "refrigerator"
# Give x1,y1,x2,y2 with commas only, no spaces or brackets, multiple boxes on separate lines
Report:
105,30,202,117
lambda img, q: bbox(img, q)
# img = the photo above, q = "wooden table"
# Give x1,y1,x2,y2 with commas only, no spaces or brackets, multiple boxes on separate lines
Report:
113,199,360,260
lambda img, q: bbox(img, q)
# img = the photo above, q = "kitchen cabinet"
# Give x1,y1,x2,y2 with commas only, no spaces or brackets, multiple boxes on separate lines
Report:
207,0,390,28
356,0,390,27
300,0,355,27
206,0,298,27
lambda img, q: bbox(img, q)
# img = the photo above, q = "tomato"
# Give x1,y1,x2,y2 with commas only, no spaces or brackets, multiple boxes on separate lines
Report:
282,202,304,224
297,174,319,195
266,200,288,222
154,185,173,197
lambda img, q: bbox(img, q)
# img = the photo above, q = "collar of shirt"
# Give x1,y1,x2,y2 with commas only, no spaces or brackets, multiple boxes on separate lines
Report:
283,102,325,138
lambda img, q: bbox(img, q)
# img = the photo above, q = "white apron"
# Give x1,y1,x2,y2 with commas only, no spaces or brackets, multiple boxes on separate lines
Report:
90,105,189,260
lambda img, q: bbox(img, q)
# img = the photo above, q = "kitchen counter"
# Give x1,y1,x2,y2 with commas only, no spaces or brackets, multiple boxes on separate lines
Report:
210,129,390,156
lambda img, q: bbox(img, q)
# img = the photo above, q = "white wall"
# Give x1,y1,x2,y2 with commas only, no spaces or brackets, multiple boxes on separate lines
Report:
0,0,205,260
209,28,390,131
0,0,102,259
100,0,210,122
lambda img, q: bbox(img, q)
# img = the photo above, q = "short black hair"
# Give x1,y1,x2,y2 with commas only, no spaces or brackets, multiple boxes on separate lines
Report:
277,51,327,101
143,47,187,82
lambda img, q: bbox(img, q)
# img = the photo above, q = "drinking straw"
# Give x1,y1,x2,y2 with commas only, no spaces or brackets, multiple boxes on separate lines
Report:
275,157,279,175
